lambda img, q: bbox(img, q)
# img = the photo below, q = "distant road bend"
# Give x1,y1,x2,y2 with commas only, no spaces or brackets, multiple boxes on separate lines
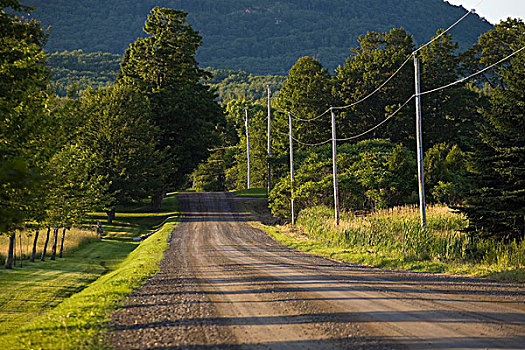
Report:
110,192,525,349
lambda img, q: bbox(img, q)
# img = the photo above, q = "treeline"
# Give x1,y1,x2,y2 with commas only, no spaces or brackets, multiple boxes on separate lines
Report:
47,50,121,96
206,69,285,102
1,3,223,268
193,19,525,243
45,53,286,101
28,0,492,74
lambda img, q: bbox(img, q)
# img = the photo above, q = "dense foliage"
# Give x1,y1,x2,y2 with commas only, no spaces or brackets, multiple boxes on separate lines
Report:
27,0,492,74
117,7,224,208
1,4,224,268
195,20,523,245
47,50,120,96
1,0,51,268
206,69,284,102
458,19,525,242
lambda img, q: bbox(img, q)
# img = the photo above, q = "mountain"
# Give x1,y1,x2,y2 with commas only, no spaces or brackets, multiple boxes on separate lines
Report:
27,0,493,75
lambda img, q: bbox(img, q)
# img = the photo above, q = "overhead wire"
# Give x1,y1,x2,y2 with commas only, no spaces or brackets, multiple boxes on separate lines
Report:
336,95,415,142
287,109,331,122
413,0,483,55
270,1,496,145
281,1,483,121
272,43,524,146
419,44,525,96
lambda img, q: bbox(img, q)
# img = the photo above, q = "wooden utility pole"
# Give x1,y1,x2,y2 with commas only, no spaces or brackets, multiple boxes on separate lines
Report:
245,107,251,190
414,56,427,228
288,112,295,225
331,108,340,225
267,85,272,195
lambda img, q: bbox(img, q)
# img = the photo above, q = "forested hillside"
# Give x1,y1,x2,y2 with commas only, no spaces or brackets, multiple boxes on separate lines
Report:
47,51,121,96
28,0,492,74
46,51,285,99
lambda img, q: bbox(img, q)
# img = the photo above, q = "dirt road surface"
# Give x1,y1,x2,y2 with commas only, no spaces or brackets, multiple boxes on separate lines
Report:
109,192,525,349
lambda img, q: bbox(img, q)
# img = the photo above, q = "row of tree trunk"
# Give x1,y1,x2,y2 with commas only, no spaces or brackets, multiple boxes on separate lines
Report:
4,227,68,269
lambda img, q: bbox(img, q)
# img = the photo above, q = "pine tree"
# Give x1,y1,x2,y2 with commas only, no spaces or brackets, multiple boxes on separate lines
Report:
118,8,223,209
460,20,525,241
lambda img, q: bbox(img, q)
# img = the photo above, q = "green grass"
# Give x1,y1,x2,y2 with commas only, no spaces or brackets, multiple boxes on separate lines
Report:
0,240,138,342
0,196,180,349
258,205,525,282
232,187,268,198
87,196,179,238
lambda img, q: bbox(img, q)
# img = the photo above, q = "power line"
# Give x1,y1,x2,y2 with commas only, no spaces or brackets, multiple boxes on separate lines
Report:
273,126,332,147
419,44,525,97
267,43,522,148
288,110,331,122
282,2,482,121
413,0,483,55
335,95,415,142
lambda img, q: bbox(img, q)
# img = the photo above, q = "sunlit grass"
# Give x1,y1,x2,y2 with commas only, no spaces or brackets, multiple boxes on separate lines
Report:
0,239,138,343
0,195,180,348
86,196,179,238
259,204,524,282
233,187,268,198
0,228,98,264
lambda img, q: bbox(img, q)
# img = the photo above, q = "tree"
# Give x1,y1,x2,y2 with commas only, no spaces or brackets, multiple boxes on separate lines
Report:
269,139,416,218
78,84,163,222
459,19,525,242
417,30,479,150
44,144,104,259
334,28,415,145
274,57,334,152
1,0,49,268
118,8,223,208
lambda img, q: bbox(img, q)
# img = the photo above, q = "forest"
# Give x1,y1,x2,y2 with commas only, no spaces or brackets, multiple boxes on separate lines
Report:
27,0,493,74
193,20,525,250
2,0,524,273
46,51,285,101
2,2,524,347
1,4,223,268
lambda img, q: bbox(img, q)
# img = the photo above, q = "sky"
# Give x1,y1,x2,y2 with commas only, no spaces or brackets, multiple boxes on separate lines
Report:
446,0,525,24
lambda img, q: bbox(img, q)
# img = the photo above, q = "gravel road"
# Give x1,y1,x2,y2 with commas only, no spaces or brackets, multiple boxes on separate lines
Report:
109,192,525,349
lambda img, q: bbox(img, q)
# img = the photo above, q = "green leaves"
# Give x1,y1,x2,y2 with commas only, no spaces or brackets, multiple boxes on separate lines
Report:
119,8,224,194
269,140,417,218
1,1,49,237
459,19,525,241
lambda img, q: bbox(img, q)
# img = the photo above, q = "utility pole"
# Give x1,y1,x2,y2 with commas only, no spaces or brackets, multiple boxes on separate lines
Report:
331,108,340,226
245,107,251,190
414,56,427,228
267,85,272,195
288,112,295,225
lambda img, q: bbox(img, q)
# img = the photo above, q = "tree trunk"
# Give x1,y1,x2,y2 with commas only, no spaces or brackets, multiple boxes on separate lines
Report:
41,227,50,261
30,229,39,262
106,208,116,224
58,228,67,258
151,191,165,211
4,233,15,269
18,231,22,267
50,228,58,261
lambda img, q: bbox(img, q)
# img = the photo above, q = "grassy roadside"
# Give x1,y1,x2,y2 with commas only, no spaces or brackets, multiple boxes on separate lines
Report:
236,197,524,282
0,197,179,349
232,188,267,198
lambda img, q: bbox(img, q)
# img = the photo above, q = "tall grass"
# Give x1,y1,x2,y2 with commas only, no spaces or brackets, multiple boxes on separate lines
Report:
0,228,98,263
297,205,525,269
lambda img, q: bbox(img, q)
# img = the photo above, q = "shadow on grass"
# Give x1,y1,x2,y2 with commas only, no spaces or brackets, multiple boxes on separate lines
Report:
85,196,180,239
485,268,525,282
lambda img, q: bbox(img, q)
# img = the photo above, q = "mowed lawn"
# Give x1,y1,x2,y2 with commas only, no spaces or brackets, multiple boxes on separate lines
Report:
0,196,179,347
0,239,137,338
